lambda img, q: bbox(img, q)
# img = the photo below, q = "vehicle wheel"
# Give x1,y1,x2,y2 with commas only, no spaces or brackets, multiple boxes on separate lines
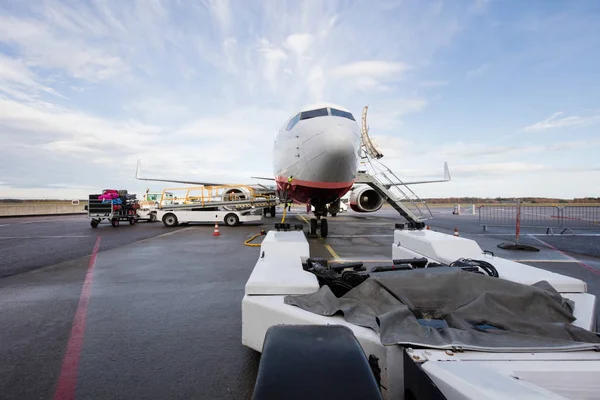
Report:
162,213,178,227
310,218,317,236
320,219,328,238
224,213,240,227
149,213,157,223
90,220,99,228
129,217,136,225
330,212,337,217
111,218,119,227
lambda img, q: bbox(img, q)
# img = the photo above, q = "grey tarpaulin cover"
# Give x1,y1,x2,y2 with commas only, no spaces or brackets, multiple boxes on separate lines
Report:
284,269,600,351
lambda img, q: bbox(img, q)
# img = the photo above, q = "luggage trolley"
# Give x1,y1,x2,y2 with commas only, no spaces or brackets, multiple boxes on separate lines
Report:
86,190,140,228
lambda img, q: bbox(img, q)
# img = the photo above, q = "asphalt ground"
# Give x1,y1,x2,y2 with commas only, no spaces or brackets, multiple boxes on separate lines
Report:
0,207,599,399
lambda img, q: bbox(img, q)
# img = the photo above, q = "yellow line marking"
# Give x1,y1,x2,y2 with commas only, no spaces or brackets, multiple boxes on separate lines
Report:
324,244,341,260
294,212,309,224
292,211,339,260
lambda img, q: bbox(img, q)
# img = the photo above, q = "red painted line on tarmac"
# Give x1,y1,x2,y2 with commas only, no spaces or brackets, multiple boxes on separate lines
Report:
529,235,600,276
53,236,102,400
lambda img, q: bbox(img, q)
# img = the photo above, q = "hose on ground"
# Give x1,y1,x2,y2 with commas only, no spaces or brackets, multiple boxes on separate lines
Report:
245,230,267,247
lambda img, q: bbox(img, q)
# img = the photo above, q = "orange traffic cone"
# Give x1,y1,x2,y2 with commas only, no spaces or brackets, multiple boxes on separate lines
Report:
453,228,459,237
213,221,221,237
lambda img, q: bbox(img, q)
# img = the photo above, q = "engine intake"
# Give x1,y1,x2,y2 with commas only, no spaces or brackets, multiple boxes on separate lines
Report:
349,186,384,213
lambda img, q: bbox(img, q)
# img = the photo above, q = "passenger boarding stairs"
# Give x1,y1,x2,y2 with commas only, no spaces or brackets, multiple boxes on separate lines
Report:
356,106,432,224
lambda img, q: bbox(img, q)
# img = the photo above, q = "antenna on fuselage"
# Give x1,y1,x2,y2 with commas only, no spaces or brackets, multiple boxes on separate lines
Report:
361,106,384,160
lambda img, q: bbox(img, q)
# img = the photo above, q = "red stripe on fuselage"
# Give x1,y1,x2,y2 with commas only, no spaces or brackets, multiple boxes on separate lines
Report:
275,176,354,190
276,177,353,204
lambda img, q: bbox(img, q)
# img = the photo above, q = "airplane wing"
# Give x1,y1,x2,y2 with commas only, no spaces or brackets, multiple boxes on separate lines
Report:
251,176,276,181
136,160,274,186
385,161,451,186
135,161,224,186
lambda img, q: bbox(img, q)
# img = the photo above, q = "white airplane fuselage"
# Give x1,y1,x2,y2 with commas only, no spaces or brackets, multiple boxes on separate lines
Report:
273,103,361,210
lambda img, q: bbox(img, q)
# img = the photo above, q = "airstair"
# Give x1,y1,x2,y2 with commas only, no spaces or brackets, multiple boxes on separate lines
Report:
356,106,433,223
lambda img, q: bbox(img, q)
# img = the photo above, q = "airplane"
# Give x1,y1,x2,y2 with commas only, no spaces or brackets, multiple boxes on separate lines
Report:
136,102,449,237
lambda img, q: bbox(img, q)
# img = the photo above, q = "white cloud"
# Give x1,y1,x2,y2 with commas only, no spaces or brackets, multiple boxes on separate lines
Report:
3,1,595,199
367,99,428,131
203,0,232,36
258,41,289,93
0,54,64,98
285,33,314,57
453,162,549,175
331,60,410,91
0,15,127,81
470,0,491,14
332,61,410,78
431,141,600,158
307,66,325,102
465,63,490,80
523,111,600,132
420,80,449,88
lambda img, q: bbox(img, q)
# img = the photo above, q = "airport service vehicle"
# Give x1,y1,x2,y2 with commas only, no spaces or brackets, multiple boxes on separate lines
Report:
137,191,174,222
157,209,262,227
243,223,600,400
86,190,140,228
153,186,278,227
136,104,450,238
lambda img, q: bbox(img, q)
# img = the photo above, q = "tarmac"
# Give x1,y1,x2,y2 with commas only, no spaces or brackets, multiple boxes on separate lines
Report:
0,207,599,399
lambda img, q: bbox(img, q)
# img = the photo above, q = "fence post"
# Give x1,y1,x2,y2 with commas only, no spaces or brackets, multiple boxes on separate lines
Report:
515,199,521,245
558,207,563,230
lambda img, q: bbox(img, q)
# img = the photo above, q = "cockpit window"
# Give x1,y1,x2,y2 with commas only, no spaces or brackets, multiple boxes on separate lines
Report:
286,113,300,131
330,108,355,121
299,108,329,120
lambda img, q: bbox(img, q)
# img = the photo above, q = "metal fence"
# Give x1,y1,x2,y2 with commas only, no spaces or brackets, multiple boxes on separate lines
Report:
560,206,600,230
479,205,600,232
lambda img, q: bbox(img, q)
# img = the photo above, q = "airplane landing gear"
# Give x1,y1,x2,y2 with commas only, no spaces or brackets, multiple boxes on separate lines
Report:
310,218,317,236
309,217,328,238
321,218,328,237
309,198,329,238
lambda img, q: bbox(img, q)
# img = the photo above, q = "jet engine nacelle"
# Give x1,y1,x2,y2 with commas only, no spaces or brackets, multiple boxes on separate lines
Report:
222,188,251,202
349,186,384,213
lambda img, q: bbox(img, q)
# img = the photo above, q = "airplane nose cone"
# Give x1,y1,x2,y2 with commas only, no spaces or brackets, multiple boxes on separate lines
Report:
305,126,359,183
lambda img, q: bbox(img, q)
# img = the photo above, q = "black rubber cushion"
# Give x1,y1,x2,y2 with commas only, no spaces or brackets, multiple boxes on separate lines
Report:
252,325,383,400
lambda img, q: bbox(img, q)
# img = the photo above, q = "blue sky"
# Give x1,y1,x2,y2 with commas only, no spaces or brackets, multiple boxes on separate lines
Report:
0,0,599,199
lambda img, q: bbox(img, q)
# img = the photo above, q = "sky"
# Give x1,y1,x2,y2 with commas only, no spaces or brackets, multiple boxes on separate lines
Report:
0,0,599,199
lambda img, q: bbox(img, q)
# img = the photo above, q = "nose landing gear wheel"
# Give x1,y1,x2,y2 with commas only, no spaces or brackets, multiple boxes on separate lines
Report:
320,218,328,238
309,218,328,238
310,218,318,236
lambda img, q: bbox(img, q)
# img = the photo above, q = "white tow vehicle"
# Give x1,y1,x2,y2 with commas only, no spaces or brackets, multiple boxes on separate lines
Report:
137,191,174,222
157,209,262,227
242,224,600,400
